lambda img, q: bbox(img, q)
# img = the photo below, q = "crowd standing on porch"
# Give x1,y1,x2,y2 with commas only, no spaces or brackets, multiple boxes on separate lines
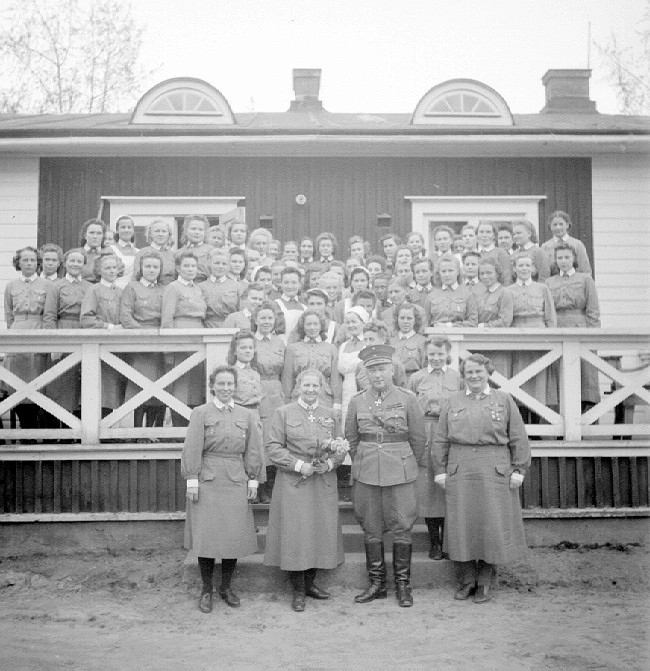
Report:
4,211,598,609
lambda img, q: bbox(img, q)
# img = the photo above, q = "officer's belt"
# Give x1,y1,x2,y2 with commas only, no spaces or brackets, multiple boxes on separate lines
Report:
359,432,409,444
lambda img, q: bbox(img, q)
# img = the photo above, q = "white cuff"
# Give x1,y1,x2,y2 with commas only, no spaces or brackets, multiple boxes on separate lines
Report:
294,460,305,473
333,403,342,411
327,459,334,472
186,478,199,488
434,474,446,484
510,472,524,484
248,479,259,488
106,322,115,330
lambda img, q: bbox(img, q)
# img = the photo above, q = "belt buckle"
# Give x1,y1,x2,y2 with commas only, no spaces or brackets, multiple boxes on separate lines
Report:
376,430,384,444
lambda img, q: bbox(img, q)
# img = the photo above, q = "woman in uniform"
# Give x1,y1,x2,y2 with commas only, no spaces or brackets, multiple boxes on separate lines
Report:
541,210,592,276
476,221,513,286
425,255,478,328
200,248,243,327
432,353,530,603
120,250,166,435
182,365,263,613
78,218,109,283
132,219,177,286
176,215,212,283
512,219,550,282
3,247,50,432
110,215,139,290
264,369,345,611
408,337,461,560
390,302,426,381
281,310,342,411
546,243,601,411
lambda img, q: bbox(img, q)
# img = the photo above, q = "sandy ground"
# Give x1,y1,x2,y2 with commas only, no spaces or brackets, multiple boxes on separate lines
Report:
0,545,648,671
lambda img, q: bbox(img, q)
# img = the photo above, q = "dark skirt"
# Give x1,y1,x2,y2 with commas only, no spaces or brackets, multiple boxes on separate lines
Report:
416,418,445,517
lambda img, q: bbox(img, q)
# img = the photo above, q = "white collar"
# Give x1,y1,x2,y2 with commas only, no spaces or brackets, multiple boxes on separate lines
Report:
117,240,133,248
399,331,415,340
234,360,249,369
442,282,459,291
178,277,195,287
304,335,323,343
465,278,479,285
298,398,319,411
150,242,169,251
479,245,495,253
522,242,534,250
300,256,313,264
488,282,501,293
555,234,569,242
517,278,533,287
254,331,272,341
65,273,81,283
210,275,227,283
21,274,37,283
84,244,100,253
428,364,448,373
100,279,116,289
349,332,365,342
466,385,491,396
242,308,252,317
319,256,333,263
140,278,157,287
44,274,58,281
281,293,300,302
561,268,576,277
417,283,432,291
213,398,235,411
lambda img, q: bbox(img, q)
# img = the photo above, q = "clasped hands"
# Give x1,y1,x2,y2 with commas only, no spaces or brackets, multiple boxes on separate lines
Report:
300,460,330,477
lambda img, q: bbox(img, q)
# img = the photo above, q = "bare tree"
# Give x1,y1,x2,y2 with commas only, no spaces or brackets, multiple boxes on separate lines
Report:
596,2,650,115
0,0,153,113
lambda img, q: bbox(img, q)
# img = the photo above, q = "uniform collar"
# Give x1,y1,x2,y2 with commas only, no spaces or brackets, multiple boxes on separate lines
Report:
140,278,157,287
561,268,576,277
479,245,495,253
399,331,415,340
464,277,479,285
442,282,459,291
65,273,81,283
178,277,195,287
298,398,319,412
488,282,501,293
210,275,227,283
254,332,272,341
466,385,491,398
21,274,37,283
555,234,569,242
213,398,235,411
516,278,533,287
117,240,133,248
304,335,323,343
428,364,448,373
281,293,300,303
100,279,116,289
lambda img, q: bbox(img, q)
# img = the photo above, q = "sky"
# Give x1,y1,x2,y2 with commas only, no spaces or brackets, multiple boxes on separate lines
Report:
4,0,649,114
126,0,647,114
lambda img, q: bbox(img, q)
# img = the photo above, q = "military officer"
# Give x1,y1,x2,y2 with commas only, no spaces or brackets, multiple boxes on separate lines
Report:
345,344,427,608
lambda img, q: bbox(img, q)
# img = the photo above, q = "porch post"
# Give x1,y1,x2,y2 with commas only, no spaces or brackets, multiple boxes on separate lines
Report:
80,342,102,445
561,338,582,441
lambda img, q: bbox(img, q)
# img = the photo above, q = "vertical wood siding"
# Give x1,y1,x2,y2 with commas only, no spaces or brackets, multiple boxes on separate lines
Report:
38,156,592,259
592,154,650,327
0,158,39,325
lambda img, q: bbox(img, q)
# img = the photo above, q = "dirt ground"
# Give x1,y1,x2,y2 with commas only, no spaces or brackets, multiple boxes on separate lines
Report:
0,545,648,671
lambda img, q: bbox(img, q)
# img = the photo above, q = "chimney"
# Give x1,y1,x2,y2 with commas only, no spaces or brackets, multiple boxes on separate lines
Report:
541,69,597,113
289,68,323,111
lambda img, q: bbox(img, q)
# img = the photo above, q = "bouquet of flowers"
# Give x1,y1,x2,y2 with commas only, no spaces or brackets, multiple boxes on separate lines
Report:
294,436,350,486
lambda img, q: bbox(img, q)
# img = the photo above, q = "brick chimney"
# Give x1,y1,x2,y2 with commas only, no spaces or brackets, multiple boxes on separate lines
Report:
289,68,323,111
541,69,597,113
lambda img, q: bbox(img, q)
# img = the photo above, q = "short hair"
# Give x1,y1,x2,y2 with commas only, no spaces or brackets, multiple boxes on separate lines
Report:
135,250,163,281
512,250,537,275
181,215,208,245
302,267,323,291
462,250,481,263
39,243,64,275
64,247,87,265
175,249,198,267
547,210,572,230
251,300,285,334
553,242,579,268
461,223,477,235
349,266,370,287
226,329,256,366
412,256,434,273
372,272,391,284
209,247,229,262
93,248,119,279
477,256,505,284
394,244,413,260
315,231,338,257
497,222,513,235
512,219,539,244
319,270,343,288
477,220,498,241
79,218,108,246
208,365,238,393
362,318,390,342
115,215,136,242
407,231,425,245
229,221,249,241
13,246,40,272
427,335,453,364
254,264,272,278
306,288,329,303
352,288,377,307
228,247,248,279
379,233,399,249
295,309,328,340
460,353,495,376
366,254,388,271
432,225,454,241
434,253,461,285
295,368,325,389
280,266,301,281
146,219,173,245
393,301,422,333
245,282,265,297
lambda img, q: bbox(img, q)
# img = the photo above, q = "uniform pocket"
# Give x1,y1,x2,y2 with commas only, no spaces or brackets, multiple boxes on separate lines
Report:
225,459,248,484
494,464,510,478
401,451,418,480
198,465,215,483
447,463,459,477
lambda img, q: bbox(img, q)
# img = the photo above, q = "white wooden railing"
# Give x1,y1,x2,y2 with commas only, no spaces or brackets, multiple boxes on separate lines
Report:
0,328,648,452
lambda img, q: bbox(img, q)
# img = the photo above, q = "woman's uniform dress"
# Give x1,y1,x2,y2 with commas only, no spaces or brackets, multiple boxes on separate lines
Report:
80,281,124,410
546,270,601,405
478,246,513,286
253,333,286,445
408,283,435,309
264,401,344,571
409,366,462,517
390,332,426,381
177,243,213,283
281,338,342,408
3,276,49,409
200,276,242,327
181,401,263,560
80,246,102,283
516,243,550,282
132,245,177,286
432,388,531,564
425,284,478,328
476,284,514,378
43,276,91,413
541,236,592,276
161,279,207,408
119,279,165,407
506,280,558,406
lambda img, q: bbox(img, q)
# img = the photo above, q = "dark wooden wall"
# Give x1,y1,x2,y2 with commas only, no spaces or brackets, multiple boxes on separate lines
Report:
2,457,647,514
38,156,593,258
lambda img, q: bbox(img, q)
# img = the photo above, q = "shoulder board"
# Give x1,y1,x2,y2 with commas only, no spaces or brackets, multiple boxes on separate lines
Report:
397,387,417,398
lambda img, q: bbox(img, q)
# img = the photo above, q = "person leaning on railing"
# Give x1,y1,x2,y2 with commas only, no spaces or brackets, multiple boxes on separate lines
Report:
424,254,478,329
131,219,177,286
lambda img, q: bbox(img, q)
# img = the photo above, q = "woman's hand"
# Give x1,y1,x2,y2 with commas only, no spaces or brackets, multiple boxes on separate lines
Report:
434,474,447,490
247,481,259,500
312,460,329,474
300,462,315,477
186,481,199,503
509,472,524,490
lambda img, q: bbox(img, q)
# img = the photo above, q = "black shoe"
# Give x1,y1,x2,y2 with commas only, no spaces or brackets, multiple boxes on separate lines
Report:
473,585,491,604
354,583,387,603
259,491,271,504
396,583,413,608
305,584,330,600
219,587,241,608
198,589,213,613
292,591,306,612
429,543,444,561
454,583,476,601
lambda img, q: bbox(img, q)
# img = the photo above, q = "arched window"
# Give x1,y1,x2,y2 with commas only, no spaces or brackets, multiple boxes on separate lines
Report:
411,79,513,126
131,78,235,125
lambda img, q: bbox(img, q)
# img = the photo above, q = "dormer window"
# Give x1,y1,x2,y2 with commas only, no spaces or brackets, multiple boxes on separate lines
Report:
411,79,513,126
131,77,235,125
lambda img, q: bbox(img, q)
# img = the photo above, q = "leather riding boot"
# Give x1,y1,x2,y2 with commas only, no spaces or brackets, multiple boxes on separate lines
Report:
289,571,306,612
354,542,387,603
425,517,444,560
219,558,240,607
197,557,215,613
305,567,330,599
393,542,413,607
